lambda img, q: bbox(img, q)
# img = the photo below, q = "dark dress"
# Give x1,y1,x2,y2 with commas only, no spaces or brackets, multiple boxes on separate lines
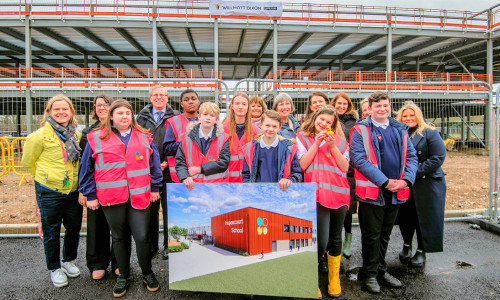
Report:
79,121,116,272
339,113,357,214
397,127,446,252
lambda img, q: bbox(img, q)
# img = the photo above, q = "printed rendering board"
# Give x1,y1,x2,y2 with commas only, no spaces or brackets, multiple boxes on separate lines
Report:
167,183,317,298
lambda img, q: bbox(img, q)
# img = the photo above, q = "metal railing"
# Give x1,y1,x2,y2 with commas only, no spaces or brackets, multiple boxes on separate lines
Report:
0,1,495,31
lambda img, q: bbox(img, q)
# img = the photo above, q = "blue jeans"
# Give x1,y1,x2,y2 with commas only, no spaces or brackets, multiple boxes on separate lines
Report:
35,181,82,271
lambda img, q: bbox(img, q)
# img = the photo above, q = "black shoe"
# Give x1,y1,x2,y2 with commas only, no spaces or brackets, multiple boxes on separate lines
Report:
151,247,159,258
113,275,129,298
378,272,402,288
318,255,328,273
399,244,412,265
143,272,160,292
162,249,169,260
364,277,380,294
410,250,426,267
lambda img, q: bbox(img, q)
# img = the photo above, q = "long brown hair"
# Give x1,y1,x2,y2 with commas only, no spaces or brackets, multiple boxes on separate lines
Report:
97,98,147,140
305,91,329,120
300,105,345,139
331,92,359,119
225,92,254,150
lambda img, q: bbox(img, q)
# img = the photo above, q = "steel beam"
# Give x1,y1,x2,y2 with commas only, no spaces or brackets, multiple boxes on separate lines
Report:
74,27,119,56
115,28,151,61
280,32,313,62
0,41,24,55
34,27,87,55
386,25,392,73
153,19,158,70
236,29,246,57
273,21,277,79
25,17,32,134
304,34,349,64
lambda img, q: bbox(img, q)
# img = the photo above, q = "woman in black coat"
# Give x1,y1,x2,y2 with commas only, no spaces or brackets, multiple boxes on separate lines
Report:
396,101,446,267
331,92,358,260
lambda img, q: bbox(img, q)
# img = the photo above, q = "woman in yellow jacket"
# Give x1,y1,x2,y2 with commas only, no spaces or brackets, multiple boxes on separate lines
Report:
22,94,82,288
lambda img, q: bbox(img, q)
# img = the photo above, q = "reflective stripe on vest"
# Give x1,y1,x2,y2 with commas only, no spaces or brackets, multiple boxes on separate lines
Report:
183,132,229,183
223,122,258,183
352,124,410,202
88,128,152,209
297,132,350,208
167,115,190,183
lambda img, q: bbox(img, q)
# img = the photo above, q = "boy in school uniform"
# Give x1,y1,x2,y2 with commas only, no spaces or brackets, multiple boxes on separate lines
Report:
175,102,231,191
242,110,302,190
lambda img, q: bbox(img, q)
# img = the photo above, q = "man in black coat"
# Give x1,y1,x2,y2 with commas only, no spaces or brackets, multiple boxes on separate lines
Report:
137,85,178,260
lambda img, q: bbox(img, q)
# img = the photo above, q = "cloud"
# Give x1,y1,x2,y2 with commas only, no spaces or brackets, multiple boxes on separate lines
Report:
169,196,188,203
182,205,199,214
289,191,301,198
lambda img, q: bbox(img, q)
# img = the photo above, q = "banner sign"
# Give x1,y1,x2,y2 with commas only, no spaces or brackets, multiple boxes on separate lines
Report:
209,0,283,17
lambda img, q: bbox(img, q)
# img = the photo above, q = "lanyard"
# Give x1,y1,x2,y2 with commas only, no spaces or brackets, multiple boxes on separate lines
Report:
59,139,68,164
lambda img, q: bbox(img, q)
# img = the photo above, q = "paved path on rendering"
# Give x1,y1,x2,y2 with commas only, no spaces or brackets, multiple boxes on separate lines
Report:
169,242,315,283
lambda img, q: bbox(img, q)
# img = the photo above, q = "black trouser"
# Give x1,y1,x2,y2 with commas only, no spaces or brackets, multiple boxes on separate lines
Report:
102,201,152,277
358,198,400,278
398,194,423,250
35,182,82,271
149,184,167,251
343,177,357,234
317,203,347,258
86,206,118,272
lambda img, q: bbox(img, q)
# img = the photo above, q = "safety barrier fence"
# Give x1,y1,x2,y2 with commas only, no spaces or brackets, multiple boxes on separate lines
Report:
0,68,491,93
267,70,491,92
0,67,222,90
0,78,496,237
0,1,496,31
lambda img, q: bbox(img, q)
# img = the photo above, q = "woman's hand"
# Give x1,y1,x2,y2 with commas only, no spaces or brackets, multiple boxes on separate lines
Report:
87,199,99,210
150,192,160,202
325,133,337,149
314,131,326,146
183,177,195,191
160,161,168,171
188,166,201,176
78,193,87,207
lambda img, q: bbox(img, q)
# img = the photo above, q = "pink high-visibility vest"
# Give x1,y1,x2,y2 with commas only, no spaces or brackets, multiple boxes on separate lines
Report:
166,114,191,183
87,128,153,209
223,122,259,183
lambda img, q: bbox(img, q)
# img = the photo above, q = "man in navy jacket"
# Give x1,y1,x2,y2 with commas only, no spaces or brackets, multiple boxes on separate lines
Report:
349,92,417,294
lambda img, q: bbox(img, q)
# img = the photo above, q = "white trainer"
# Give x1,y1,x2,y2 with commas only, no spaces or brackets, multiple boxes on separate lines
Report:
51,268,68,288
61,261,81,278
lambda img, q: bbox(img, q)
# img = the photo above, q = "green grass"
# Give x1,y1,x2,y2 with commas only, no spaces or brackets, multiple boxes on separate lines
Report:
170,251,318,298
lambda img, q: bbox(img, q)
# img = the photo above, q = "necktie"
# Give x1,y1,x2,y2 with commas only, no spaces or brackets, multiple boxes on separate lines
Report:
156,111,163,123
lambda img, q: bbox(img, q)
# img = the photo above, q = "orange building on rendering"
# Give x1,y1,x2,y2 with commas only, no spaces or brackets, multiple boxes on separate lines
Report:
211,207,313,255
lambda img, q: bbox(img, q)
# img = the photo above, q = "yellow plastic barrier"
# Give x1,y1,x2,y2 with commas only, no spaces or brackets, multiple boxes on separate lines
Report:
0,137,11,179
9,137,30,186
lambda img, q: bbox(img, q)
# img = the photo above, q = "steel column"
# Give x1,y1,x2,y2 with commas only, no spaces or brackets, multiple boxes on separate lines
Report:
24,14,32,134
273,20,278,81
153,16,158,70
214,18,219,103
386,25,392,73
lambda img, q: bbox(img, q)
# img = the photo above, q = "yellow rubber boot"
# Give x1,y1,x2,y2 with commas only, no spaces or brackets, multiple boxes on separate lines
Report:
318,288,322,299
327,253,341,298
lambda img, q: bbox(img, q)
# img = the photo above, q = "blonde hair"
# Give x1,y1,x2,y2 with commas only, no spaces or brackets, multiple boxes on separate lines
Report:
249,95,267,116
396,101,435,137
199,102,220,117
225,92,255,150
41,94,77,127
300,105,345,139
330,92,359,119
97,99,147,140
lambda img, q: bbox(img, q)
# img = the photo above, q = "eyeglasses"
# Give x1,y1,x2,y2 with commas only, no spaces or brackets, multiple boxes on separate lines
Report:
152,94,167,98
95,103,110,108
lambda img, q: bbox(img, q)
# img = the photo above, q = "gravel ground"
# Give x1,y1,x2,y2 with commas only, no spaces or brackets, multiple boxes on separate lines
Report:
0,222,499,300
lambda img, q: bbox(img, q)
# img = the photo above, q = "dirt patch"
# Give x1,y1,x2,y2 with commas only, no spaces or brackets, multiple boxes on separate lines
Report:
0,149,491,224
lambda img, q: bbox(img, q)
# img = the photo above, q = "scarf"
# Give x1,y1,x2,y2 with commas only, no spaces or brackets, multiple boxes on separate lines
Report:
46,115,81,162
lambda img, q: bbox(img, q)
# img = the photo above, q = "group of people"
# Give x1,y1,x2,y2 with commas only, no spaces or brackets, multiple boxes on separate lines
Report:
21,86,446,298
